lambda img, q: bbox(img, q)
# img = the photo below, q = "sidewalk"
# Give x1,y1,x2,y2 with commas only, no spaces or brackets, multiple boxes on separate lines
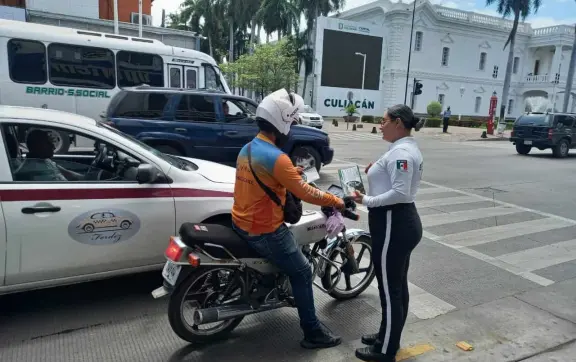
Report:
326,121,510,142
391,277,576,361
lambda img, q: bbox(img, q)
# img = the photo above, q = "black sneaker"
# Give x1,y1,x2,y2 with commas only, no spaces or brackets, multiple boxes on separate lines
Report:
300,325,342,349
355,346,396,361
361,332,379,345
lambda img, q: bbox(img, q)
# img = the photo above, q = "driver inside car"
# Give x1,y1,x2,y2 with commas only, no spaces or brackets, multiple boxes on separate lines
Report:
231,88,346,350
14,129,83,182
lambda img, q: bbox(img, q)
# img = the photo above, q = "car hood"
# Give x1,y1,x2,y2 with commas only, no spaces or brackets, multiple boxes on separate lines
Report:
178,157,236,184
300,112,322,118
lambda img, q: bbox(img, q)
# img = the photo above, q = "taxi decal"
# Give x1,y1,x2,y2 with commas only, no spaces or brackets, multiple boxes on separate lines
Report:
67,209,141,245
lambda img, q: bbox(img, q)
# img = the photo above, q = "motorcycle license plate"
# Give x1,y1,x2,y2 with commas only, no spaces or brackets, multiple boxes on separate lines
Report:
162,260,182,286
524,140,532,145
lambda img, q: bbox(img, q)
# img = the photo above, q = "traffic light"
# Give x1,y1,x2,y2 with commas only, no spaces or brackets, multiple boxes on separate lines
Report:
414,81,423,95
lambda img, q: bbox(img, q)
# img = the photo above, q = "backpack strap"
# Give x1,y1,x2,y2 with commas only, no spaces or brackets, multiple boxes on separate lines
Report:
247,142,284,210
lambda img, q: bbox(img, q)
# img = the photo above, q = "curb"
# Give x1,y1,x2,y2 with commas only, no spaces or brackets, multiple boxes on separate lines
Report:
467,137,510,142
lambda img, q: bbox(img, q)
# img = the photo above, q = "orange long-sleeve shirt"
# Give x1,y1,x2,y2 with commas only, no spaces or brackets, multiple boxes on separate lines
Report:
232,133,343,235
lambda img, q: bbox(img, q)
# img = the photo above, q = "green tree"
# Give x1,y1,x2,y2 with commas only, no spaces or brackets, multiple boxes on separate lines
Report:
563,18,575,112
427,101,442,117
298,0,346,98
485,0,541,123
220,40,299,97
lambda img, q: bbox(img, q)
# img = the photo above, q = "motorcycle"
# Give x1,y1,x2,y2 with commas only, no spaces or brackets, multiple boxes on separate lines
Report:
151,183,376,344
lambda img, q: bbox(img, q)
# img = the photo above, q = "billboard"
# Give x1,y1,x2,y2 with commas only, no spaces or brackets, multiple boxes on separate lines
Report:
314,16,385,117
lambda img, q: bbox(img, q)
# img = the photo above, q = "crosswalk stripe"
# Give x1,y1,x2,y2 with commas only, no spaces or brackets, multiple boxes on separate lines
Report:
441,217,573,247
496,238,576,272
329,133,382,141
320,161,576,290
420,206,521,227
415,196,480,208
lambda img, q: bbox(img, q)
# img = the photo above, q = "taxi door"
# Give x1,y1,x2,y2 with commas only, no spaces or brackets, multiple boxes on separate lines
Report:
0,121,176,286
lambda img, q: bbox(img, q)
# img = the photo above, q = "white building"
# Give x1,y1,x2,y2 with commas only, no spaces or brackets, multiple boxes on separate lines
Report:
303,0,575,118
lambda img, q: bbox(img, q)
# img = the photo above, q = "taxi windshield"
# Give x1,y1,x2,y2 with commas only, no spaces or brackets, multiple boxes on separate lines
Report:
97,122,198,170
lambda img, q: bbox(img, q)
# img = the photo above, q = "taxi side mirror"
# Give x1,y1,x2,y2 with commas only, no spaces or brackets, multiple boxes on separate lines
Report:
136,164,159,184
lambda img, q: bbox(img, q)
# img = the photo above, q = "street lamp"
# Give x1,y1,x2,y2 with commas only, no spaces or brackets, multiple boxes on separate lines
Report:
355,52,367,118
458,85,465,121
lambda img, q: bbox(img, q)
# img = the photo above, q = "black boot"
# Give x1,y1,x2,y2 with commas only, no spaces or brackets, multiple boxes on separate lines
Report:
355,345,396,362
300,325,342,349
361,332,379,345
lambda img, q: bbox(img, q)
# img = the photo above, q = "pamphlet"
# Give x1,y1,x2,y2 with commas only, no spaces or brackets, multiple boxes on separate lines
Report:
301,165,320,183
338,165,366,195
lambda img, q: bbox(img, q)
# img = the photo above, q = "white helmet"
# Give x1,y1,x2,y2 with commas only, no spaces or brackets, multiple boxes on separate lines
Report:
256,88,304,135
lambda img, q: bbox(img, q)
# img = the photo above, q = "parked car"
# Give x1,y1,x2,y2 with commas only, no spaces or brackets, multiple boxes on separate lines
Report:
510,112,576,158
298,105,324,129
102,87,333,171
0,105,236,295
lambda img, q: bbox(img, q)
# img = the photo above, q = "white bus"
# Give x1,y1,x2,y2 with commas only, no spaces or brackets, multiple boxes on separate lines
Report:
0,19,231,152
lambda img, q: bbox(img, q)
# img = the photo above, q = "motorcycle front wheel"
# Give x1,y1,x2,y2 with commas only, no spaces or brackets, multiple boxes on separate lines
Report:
320,235,376,300
168,267,245,344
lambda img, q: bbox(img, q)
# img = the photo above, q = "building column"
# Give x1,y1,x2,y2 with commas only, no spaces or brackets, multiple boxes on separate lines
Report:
550,45,563,82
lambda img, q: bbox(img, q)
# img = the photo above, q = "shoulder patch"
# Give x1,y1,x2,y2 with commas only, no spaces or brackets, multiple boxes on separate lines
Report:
396,160,409,172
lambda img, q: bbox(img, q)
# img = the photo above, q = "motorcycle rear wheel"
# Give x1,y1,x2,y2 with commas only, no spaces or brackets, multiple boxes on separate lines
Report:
168,267,245,344
320,235,376,300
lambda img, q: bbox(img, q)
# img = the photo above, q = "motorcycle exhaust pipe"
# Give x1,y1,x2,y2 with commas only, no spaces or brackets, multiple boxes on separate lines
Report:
193,301,288,325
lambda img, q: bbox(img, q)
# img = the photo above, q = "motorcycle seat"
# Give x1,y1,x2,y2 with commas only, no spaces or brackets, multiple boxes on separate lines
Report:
178,222,262,259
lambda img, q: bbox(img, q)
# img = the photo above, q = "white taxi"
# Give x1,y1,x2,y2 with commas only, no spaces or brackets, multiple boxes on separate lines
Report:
0,106,235,295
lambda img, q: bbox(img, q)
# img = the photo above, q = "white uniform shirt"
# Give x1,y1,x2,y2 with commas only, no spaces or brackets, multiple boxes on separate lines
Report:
362,137,423,208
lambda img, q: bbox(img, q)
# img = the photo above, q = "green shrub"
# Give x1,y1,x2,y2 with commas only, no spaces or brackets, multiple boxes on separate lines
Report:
374,116,383,124
361,115,374,123
427,101,442,117
424,117,442,128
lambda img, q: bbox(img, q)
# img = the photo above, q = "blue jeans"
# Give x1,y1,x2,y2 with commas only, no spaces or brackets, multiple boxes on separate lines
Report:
232,222,321,335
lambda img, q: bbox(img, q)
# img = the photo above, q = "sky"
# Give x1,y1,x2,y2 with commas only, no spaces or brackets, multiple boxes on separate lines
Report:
151,0,576,32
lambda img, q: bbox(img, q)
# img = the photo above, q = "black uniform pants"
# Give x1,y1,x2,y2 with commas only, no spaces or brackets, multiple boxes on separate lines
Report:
368,203,422,356
442,117,449,133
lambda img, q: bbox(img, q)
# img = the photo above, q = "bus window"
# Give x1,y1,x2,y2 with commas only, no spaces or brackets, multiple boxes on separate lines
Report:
117,51,164,88
204,65,224,92
7,39,47,84
48,43,115,89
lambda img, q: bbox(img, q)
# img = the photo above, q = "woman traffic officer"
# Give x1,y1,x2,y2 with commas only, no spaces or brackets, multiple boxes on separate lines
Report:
351,104,424,362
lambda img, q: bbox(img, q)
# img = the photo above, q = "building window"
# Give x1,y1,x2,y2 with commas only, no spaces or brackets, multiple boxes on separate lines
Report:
513,57,520,74
508,99,514,115
533,60,540,75
479,52,487,71
475,97,482,113
7,39,47,84
117,51,164,88
414,31,423,51
441,47,450,66
48,43,115,89
438,94,445,105
493,65,499,79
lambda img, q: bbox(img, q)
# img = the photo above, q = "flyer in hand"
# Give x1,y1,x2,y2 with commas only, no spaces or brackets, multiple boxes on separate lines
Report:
338,165,366,195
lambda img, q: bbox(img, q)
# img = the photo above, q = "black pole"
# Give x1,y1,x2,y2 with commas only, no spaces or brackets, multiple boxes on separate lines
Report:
404,0,417,105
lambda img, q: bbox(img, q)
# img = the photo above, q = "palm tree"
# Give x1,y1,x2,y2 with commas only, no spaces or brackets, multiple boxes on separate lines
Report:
563,18,575,112
486,0,541,123
299,0,346,98
257,0,300,41
178,0,226,58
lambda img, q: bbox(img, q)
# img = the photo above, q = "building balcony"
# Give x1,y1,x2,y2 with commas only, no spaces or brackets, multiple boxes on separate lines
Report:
529,25,575,47
434,6,532,34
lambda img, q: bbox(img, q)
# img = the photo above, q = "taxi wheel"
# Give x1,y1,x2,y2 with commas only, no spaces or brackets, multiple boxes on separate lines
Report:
83,224,94,233
120,221,131,229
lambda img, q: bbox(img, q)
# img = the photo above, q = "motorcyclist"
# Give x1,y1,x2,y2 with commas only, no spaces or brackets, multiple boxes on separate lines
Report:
231,88,346,349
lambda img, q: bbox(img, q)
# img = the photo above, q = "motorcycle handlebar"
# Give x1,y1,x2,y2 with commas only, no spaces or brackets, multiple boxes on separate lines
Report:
341,208,360,221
